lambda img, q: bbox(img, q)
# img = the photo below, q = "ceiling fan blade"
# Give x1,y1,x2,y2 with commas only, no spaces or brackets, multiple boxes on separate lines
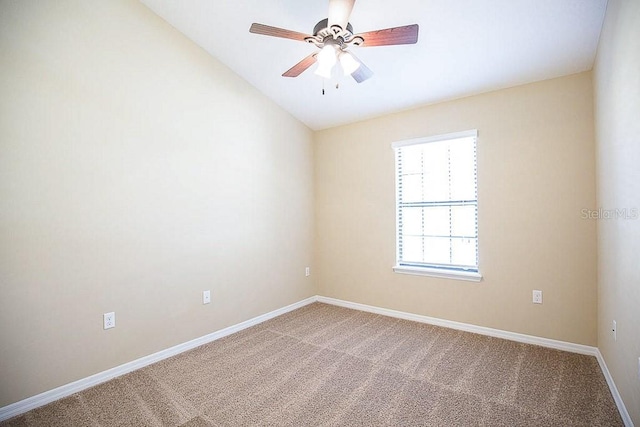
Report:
282,53,318,77
349,54,373,83
328,0,356,31
355,24,419,47
249,23,311,42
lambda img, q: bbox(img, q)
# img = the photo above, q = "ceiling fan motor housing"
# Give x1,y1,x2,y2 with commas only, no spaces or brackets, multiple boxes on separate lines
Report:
306,18,363,49
313,18,353,36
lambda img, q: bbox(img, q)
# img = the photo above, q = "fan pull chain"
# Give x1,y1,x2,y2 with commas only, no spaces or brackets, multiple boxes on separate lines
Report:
321,80,340,95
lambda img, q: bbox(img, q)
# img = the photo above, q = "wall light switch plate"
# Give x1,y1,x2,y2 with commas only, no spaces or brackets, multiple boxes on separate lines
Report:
305,267,310,277
203,290,211,304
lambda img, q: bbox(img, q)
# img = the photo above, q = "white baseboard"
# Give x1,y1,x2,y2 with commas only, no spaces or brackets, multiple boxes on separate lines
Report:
2,295,632,427
0,296,316,422
595,349,634,427
316,296,598,355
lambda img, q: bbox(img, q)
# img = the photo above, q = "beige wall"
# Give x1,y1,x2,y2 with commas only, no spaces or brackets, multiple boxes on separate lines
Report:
594,0,640,423
315,72,597,346
0,0,315,407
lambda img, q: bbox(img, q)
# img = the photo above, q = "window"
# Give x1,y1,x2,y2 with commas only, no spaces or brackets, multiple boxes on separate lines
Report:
392,130,481,282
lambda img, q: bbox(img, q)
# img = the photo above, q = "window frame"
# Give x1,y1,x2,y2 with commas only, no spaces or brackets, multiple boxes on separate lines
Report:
392,130,482,282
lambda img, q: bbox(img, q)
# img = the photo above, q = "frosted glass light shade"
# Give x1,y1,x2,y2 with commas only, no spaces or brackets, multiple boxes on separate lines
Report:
314,45,337,78
339,51,360,75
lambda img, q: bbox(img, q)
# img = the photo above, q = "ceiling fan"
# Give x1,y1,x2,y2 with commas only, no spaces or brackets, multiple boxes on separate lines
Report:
249,0,419,83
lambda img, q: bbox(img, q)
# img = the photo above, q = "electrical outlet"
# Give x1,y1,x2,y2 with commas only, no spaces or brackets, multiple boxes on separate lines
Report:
103,312,115,330
203,290,211,305
532,290,543,304
612,320,616,341
305,267,310,277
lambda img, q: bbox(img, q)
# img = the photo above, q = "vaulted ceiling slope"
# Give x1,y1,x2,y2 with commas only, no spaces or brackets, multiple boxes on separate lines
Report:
140,0,607,130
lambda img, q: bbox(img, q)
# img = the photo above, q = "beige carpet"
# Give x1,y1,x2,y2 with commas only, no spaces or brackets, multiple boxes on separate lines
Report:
2,303,623,426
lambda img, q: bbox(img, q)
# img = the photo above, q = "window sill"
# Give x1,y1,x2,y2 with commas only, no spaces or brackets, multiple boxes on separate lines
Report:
392,265,483,282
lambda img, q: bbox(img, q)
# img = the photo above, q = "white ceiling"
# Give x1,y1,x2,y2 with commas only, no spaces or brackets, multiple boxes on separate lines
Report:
139,0,607,130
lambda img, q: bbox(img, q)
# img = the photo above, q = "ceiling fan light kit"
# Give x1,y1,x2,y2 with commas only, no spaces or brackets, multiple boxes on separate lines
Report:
249,0,418,85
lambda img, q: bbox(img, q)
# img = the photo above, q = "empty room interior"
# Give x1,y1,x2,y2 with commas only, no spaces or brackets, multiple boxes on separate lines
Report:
0,0,639,425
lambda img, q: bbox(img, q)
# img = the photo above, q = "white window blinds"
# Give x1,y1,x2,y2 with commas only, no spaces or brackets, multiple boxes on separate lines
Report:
393,130,478,272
